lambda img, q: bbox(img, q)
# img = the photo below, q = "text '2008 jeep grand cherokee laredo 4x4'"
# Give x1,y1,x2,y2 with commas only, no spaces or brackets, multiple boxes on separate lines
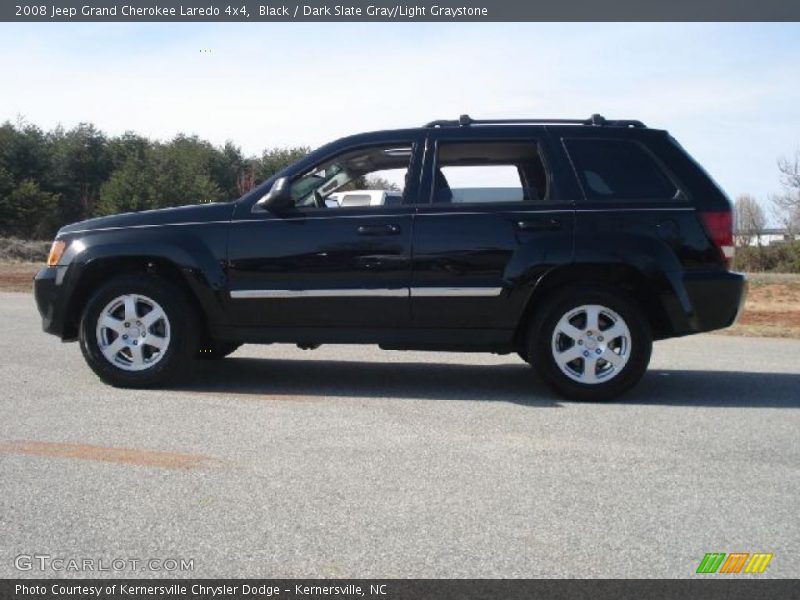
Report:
34,114,747,401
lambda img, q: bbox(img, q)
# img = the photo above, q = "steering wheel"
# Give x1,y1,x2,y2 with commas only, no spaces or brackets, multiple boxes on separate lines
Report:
313,190,326,208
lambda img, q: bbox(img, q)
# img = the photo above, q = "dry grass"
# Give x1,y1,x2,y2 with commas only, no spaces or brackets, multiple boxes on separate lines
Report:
717,273,800,339
2,260,799,338
0,237,49,262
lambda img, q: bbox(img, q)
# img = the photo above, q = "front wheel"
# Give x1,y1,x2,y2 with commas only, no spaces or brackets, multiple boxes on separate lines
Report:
528,287,652,401
79,275,198,387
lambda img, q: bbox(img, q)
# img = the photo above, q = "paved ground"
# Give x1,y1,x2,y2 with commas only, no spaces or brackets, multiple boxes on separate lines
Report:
0,291,798,578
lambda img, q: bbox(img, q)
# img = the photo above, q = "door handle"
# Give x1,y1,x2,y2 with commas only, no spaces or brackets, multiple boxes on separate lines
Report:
357,224,401,236
516,218,562,232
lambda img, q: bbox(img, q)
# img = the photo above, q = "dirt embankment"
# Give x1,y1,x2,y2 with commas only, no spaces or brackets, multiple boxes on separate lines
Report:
0,262,41,292
722,274,800,338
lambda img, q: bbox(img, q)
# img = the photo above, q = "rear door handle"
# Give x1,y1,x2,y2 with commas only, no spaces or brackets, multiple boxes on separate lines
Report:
516,218,562,232
357,224,401,236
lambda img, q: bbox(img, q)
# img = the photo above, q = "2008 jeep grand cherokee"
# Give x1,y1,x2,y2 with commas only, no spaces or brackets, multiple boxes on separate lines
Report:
34,115,747,401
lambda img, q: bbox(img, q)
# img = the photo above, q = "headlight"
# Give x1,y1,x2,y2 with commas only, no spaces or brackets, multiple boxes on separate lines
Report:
46,240,66,266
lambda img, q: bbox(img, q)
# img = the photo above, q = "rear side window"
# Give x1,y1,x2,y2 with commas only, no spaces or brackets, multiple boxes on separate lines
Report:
564,139,678,201
439,165,525,203
433,141,549,204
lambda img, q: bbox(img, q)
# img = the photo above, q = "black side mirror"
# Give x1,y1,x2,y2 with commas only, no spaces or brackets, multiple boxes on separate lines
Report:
256,176,292,210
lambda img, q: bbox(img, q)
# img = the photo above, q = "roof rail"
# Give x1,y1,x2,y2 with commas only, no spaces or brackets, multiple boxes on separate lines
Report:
424,114,646,129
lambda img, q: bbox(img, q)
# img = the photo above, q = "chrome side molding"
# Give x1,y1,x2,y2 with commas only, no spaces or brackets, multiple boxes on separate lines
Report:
230,287,503,299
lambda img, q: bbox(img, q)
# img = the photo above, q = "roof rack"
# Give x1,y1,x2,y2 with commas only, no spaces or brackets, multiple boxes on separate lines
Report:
424,114,646,129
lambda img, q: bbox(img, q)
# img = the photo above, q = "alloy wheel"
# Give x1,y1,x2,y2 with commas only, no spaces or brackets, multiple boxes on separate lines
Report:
95,293,171,371
550,304,631,384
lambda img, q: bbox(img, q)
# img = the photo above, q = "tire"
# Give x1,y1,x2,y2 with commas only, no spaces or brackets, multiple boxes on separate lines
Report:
196,341,241,360
527,286,652,401
78,274,198,387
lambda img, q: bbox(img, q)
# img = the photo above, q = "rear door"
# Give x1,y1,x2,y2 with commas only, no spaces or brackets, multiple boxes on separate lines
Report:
410,128,576,335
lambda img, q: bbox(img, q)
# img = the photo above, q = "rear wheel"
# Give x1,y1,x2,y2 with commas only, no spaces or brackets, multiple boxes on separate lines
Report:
528,286,651,401
79,275,197,387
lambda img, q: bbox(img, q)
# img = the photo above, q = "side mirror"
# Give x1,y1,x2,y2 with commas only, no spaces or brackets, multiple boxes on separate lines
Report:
256,176,292,209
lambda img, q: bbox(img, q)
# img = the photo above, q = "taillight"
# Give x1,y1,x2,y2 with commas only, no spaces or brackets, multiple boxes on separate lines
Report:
699,211,734,266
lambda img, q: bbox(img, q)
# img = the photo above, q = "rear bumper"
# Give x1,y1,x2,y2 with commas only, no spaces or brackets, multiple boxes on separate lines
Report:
678,270,747,334
34,266,70,338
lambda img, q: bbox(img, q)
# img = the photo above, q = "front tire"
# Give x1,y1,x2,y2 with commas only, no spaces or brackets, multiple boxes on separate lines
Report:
78,275,198,387
528,286,652,401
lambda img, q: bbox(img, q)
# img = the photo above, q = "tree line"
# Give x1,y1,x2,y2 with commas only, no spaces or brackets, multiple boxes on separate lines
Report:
0,119,309,239
1,118,799,251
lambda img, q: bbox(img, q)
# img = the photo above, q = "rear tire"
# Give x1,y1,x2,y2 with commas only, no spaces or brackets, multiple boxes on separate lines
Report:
78,274,198,387
528,286,652,401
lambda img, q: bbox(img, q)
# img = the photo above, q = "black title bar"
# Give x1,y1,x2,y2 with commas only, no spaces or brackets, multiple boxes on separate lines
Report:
3,579,800,600
4,0,800,22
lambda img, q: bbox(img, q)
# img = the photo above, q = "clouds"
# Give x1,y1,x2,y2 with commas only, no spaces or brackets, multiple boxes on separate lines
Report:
0,22,798,204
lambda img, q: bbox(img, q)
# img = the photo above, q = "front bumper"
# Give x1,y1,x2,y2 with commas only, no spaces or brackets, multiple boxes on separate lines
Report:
34,266,70,338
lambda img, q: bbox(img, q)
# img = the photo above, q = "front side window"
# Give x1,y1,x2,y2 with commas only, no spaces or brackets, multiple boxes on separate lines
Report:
433,141,548,204
290,144,411,209
564,138,679,201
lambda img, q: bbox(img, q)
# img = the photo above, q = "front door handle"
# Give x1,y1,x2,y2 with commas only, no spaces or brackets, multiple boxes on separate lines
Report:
357,224,401,236
516,218,562,232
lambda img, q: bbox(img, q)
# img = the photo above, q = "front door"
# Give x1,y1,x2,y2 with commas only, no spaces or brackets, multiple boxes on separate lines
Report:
227,138,421,331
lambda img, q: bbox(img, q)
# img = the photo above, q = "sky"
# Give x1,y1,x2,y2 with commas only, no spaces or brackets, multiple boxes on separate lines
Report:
0,22,798,215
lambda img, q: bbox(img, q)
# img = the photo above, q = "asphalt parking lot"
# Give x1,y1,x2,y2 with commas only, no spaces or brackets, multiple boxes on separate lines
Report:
0,291,798,578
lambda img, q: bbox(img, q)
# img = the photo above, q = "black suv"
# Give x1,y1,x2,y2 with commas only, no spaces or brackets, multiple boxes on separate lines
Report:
34,115,746,401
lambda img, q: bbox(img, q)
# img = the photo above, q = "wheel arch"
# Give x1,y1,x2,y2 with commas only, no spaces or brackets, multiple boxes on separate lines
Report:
513,262,678,352
63,254,219,341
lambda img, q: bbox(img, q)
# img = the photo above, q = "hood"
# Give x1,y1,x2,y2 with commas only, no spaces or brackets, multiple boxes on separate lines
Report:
58,202,236,236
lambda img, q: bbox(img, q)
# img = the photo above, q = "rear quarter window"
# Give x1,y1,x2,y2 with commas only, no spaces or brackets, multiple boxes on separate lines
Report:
564,138,679,201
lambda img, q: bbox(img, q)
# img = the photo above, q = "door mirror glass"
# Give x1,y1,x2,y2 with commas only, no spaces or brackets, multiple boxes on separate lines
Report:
256,176,292,209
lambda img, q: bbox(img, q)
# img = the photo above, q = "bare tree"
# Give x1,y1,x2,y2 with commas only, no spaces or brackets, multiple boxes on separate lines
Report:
778,151,800,196
236,166,256,196
772,151,800,237
734,194,766,247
